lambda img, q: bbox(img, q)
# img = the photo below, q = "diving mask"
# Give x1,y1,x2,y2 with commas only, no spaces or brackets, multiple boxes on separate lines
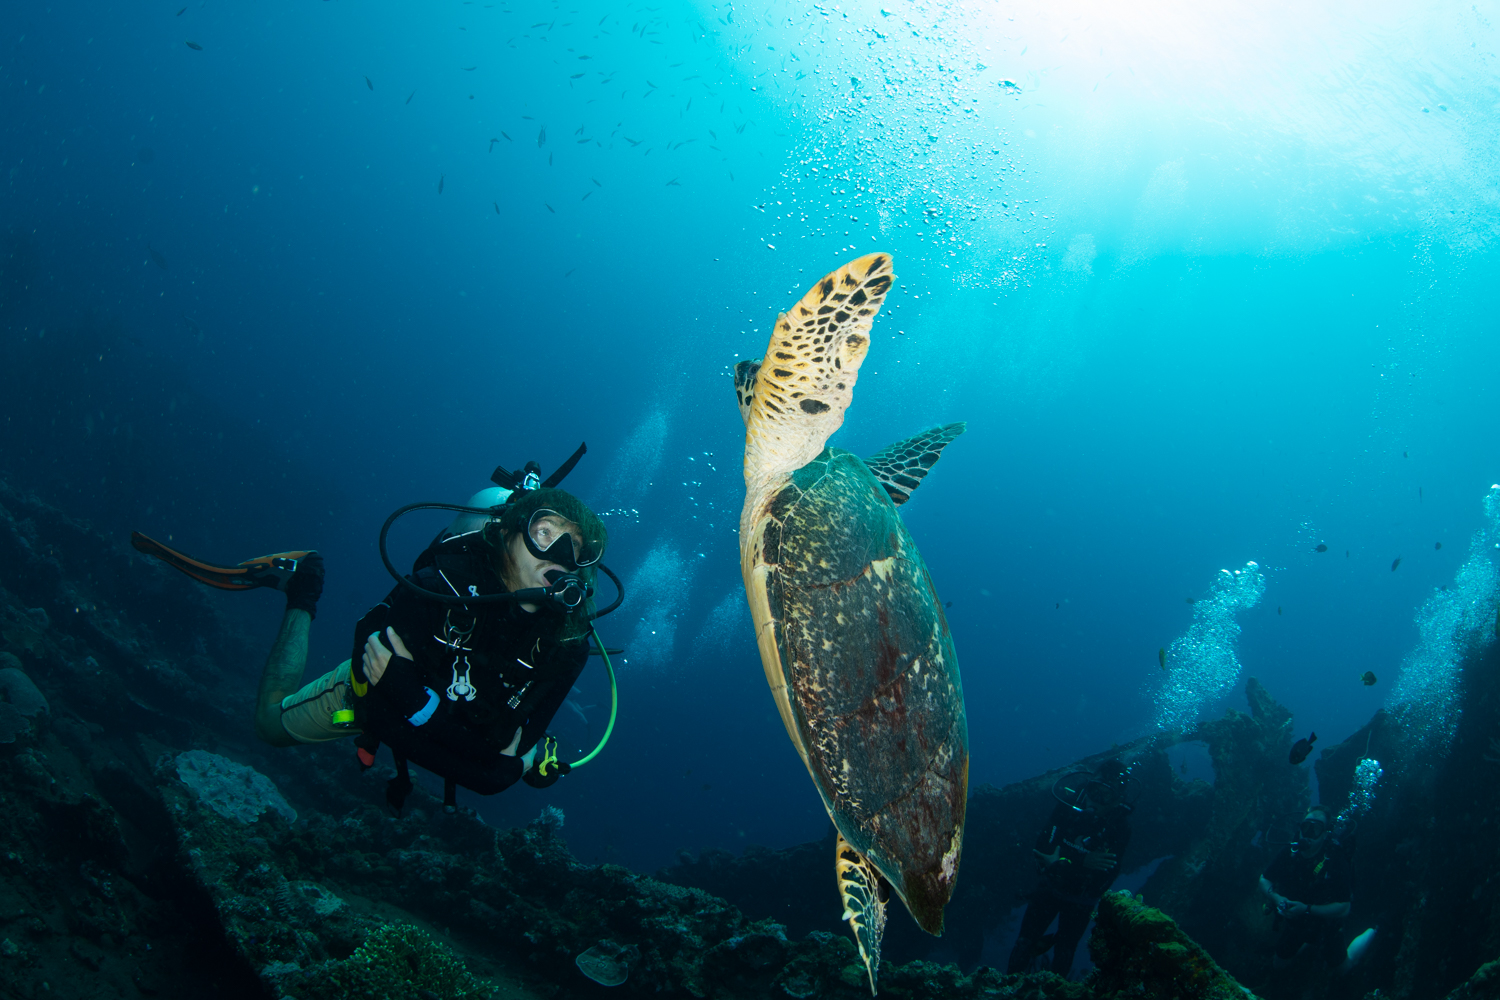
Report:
524,508,603,570
1299,818,1328,840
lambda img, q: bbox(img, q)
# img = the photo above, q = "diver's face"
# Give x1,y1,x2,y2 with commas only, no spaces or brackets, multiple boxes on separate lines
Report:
1297,814,1329,853
508,529,573,590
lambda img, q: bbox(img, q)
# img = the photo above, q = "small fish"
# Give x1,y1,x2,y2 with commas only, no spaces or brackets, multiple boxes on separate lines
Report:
592,178,602,187
489,137,499,152
1361,671,1377,686
581,191,591,200
943,600,952,609
500,131,511,141
365,76,373,90
548,153,553,166
1185,597,1196,605
1404,450,1409,458
185,40,203,50
625,136,642,146
1346,550,1350,558
1158,647,1166,670
1435,541,1442,550
1391,557,1402,572
538,126,547,147
564,268,576,278
406,90,415,104
176,6,186,14
1315,543,1328,553
147,244,168,271
1055,603,1059,609
463,66,477,71
571,73,586,79
1277,606,1282,615
545,202,555,213
438,175,444,194
666,178,680,186
493,202,500,214
1289,732,1317,765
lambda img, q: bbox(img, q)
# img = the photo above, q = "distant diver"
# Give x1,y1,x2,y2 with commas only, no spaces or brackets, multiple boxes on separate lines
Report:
1259,805,1353,969
1289,732,1318,765
1010,760,1134,978
132,445,624,814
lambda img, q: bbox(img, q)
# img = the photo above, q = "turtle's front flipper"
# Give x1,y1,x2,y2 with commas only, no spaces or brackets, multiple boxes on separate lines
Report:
837,834,889,995
864,422,967,506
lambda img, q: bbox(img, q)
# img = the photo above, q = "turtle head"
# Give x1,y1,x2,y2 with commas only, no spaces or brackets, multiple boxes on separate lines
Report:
741,254,895,486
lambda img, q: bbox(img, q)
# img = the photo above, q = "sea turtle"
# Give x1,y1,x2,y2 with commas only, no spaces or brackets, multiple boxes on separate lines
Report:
734,253,968,993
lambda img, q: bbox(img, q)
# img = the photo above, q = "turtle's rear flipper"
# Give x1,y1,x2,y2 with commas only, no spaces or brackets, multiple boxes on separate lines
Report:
131,531,311,591
836,834,889,996
864,422,967,506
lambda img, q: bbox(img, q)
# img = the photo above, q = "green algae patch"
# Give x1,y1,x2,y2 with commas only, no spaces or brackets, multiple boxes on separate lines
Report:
1088,892,1258,1000
282,923,489,1000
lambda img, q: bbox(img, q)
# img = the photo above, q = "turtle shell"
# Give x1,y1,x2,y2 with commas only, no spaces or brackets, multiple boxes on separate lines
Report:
759,445,968,933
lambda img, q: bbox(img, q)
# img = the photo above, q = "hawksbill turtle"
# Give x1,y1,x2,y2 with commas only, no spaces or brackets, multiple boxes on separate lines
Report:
734,253,968,992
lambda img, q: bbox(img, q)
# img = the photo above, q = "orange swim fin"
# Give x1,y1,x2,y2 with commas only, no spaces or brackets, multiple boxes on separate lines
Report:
130,531,313,592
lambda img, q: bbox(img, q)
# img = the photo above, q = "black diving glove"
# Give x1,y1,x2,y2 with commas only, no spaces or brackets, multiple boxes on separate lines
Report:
284,552,324,619
373,654,433,721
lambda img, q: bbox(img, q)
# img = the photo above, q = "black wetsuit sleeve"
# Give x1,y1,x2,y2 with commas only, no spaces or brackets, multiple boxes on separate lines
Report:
1263,849,1293,887
517,643,589,756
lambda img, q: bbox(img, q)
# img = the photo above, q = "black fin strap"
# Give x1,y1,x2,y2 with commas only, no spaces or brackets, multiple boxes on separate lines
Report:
541,442,587,488
387,755,414,815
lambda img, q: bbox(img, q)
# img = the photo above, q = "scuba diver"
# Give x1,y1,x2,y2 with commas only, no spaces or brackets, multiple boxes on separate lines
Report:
132,445,621,813
1259,804,1353,969
1008,758,1134,978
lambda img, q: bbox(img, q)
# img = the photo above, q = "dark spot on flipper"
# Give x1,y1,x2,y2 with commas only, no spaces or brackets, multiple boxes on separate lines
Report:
774,352,795,360
820,278,835,299
866,256,887,275
846,335,866,349
774,369,793,378
893,474,920,489
835,311,850,323
868,276,892,296
800,398,831,414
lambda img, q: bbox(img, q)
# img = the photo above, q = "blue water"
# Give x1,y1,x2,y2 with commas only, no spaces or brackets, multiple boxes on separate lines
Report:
4,0,1498,872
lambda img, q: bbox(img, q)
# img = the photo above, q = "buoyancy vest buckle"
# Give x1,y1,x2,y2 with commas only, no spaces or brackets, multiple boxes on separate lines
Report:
447,656,478,701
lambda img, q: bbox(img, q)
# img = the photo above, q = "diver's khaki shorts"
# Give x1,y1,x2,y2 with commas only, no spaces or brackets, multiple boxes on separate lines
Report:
279,659,361,744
